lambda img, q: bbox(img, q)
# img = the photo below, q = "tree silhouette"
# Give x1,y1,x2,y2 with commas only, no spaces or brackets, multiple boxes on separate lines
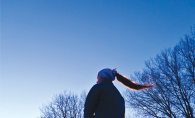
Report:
124,26,195,118
39,91,86,118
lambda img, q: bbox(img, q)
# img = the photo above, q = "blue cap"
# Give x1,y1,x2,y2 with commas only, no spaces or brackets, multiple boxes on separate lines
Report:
98,68,117,81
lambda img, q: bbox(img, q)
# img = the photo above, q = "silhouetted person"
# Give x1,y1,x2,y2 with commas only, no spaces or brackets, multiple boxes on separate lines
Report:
84,68,155,118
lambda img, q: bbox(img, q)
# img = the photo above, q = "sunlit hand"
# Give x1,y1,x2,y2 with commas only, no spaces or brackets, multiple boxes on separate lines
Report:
145,81,156,88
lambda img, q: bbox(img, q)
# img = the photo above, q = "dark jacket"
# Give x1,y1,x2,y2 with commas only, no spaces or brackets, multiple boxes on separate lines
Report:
84,79,125,118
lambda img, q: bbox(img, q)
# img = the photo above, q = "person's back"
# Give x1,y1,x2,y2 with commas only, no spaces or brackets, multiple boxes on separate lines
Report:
94,79,125,118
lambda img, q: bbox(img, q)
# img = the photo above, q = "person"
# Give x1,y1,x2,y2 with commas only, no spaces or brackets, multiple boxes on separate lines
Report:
84,68,155,118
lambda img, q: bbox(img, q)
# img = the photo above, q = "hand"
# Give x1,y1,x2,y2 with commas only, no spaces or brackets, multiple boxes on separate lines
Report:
145,82,156,88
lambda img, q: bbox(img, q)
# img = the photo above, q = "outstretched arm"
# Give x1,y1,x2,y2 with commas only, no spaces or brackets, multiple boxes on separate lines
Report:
116,73,155,90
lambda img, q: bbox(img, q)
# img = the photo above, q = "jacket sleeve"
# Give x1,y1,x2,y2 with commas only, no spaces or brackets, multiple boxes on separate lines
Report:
116,73,151,90
84,84,100,118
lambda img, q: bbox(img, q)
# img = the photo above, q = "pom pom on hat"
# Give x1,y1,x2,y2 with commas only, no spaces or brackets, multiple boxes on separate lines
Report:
98,68,117,81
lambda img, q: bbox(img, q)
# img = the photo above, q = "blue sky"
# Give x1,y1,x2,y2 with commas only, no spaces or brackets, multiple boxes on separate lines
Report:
1,0,195,118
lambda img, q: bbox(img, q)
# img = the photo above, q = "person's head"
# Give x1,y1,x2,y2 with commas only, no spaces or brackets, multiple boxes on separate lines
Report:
97,68,117,84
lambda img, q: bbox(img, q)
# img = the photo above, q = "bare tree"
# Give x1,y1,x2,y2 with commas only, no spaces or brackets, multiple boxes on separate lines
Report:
124,26,195,118
39,90,86,118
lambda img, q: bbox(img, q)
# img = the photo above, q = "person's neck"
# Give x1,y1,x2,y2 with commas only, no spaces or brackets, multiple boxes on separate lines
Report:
102,79,112,83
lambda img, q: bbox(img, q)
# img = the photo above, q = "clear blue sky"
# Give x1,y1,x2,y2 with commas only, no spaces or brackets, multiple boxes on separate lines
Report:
1,0,195,118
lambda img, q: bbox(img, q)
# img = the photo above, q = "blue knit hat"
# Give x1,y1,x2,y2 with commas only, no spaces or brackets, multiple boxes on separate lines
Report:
98,68,117,81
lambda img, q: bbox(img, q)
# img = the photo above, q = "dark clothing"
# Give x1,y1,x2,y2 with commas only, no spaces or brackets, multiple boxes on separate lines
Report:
84,79,125,118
